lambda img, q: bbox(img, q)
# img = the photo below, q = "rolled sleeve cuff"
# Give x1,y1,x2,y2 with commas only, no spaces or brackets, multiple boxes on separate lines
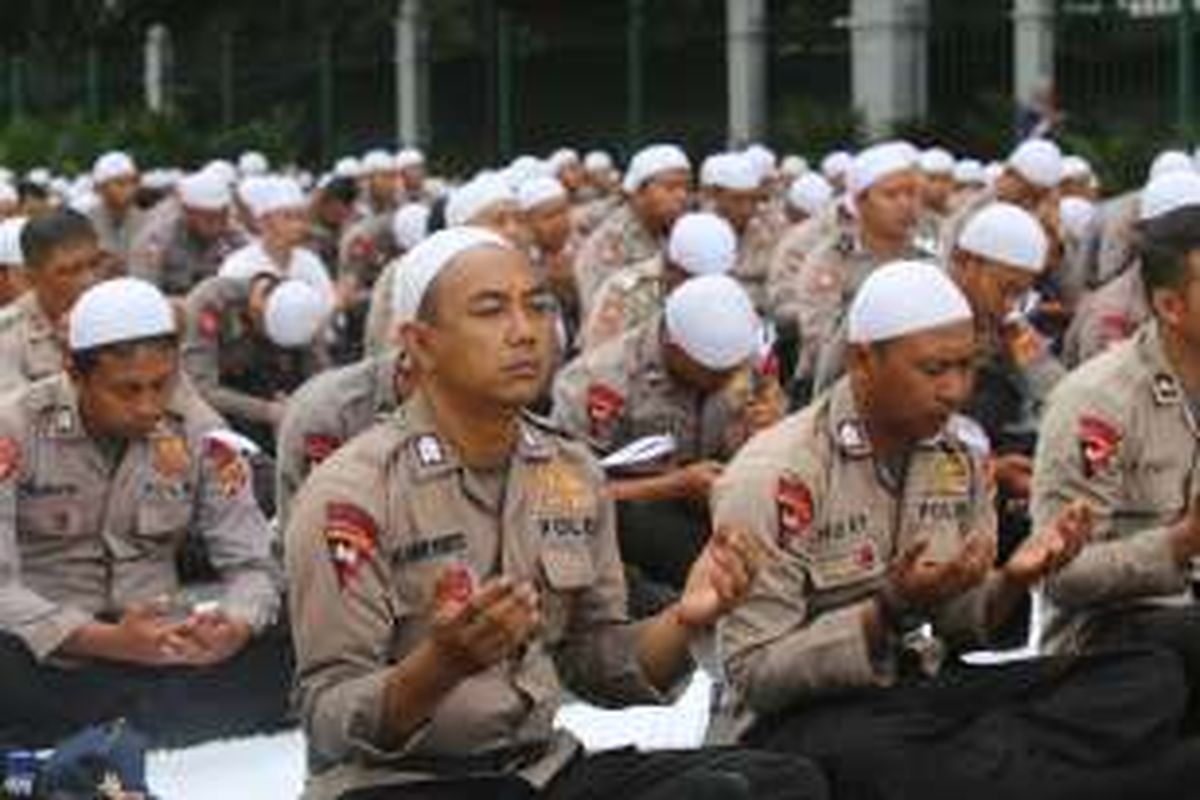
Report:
220,572,281,634
21,605,94,662
311,668,433,766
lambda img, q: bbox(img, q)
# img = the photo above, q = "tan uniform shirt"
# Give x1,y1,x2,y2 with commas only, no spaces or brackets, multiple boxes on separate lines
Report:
128,202,247,295
0,373,278,660
551,315,758,462
711,378,999,740
0,293,65,394
573,203,661,319
1032,322,1195,654
275,351,408,531
1061,264,1149,368
728,207,787,313
285,392,676,799
181,276,326,429
578,254,664,353
88,202,147,262
337,213,396,290
765,206,841,326
1096,191,1140,286
569,195,621,241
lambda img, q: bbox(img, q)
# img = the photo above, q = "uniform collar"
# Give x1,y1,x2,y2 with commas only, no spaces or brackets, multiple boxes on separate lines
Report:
18,292,57,343
399,390,554,482
1138,321,1185,407
824,375,963,459
373,348,406,414
40,374,190,441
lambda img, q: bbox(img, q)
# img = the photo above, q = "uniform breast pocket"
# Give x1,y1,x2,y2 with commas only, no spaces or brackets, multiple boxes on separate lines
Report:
17,497,86,539
136,496,192,542
539,544,596,644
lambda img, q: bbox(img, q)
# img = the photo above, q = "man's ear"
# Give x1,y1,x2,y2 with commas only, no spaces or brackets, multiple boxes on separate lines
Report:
1151,287,1187,329
399,321,436,375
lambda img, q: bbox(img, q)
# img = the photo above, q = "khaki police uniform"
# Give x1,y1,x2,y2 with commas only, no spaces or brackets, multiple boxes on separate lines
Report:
0,373,279,661
275,350,408,531
0,292,66,394
337,212,397,293
712,377,998,739
1032,321,1198,654
728,207,787,314
1061,264,1149,368
87,202,147,262
578,254,664,354
573,203,661,320
285,392,680,800
765,207,842,326
128,201,247,295
362,257,400,357
181,276,326,439
569,194,621,241
1095,191,1140,286
551,315,760,463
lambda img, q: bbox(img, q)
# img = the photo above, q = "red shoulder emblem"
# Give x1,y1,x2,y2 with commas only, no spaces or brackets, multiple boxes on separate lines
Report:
205,437,250,498
586,383,624,435
304,434,342,467
776,475,814,547
1078,415,1121,478
198,306,221,340
0,437,20,482
324,502,379,590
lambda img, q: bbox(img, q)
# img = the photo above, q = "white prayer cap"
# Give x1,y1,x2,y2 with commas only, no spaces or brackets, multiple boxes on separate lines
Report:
446,173,516,227
847,260,972,344
700,152,761,191
517,176,567,212
178,170,232,211
984,161,1005,186
391,203,430,251
622,143,691,193
786,173,834,217
780,155,809,177
0,168,14,185
0,217,27,266
1149,149,1193,181
1139,170,1200,220
1006,138,1062,188
92,151,137,185
956,202,1048,274
1061,155,1092,183
27,168,51,187
919,147,955,176
247,176,306,218
391,226,512,323
141,169,175,192
584,150,613,174
821,150,853,181
361,149,396,174
1059,196,1097,240
847,141,918,198
395,148,425,169
263,279,332,348
238,150,269,177
664,274,760,371
0,183,18,206
334,156,362,179
548,148,580,172
667,212,737,276
201,159,238,186
68,278,175,352
952,159,984,186
743,143,777,179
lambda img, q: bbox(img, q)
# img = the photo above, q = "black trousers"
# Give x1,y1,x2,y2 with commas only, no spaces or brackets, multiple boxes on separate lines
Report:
0,625,294,750
615,498,710,591
744,647,1198,800
337,746,829,800
1088,603,1200,732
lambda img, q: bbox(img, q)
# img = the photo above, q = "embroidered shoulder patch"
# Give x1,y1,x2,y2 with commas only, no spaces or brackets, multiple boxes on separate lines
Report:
304,433,342,466
0,437,20,482
205,437,249,498
1078,415,1121,478
776,475,814,547
324,502,379,590
586,383,624,434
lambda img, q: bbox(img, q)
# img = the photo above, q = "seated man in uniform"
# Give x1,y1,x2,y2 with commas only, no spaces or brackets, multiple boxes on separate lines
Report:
286,227,829,800
0,209,102,393
1033,202,1200,729
181,271,332,449
711,260,1200,799
0,278,289,749
552,274,785,603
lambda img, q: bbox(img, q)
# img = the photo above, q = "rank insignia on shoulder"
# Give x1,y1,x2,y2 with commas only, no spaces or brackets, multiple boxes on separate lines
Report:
836,419,871,457
415,434,445,467
1152,373,1181,406
304,434,342,466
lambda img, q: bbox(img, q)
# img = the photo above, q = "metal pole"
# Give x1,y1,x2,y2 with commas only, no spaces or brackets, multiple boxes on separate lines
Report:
497,5,515,160
626,0,645,148
318,28,334,166
1181,0,1195,135
219,27,235,128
